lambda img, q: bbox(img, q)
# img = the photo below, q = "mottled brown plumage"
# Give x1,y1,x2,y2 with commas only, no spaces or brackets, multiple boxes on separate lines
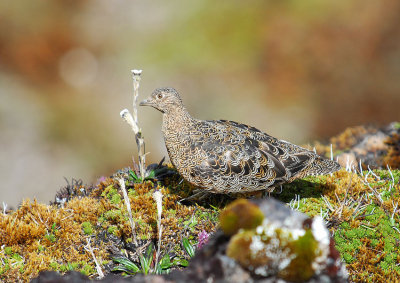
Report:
140,87,340,194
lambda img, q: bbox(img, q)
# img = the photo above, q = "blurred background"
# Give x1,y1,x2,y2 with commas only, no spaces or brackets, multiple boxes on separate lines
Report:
1,0,399,207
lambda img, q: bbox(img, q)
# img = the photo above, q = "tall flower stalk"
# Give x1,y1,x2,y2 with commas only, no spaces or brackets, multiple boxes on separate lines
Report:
120,69,146,181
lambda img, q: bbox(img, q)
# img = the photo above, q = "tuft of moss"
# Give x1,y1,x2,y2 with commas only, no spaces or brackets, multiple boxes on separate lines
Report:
219,199,264,236
107,225,118,235
384,133,400,169
81,222,94,235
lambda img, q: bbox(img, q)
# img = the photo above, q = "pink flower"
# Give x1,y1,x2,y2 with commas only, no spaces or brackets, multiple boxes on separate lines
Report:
96,176,107,184
197,230,210,249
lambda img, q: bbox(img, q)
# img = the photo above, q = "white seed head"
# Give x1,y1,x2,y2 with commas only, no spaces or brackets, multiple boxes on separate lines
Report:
131,69,142,75
120,109,130,118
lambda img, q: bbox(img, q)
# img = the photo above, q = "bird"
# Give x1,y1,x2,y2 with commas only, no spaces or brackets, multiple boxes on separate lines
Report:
140,87,341,194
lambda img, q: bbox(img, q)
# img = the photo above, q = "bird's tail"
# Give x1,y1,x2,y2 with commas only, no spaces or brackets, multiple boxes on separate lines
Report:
306,156,341,176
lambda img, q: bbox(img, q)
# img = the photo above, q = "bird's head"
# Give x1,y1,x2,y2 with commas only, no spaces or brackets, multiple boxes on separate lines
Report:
140,87,184,114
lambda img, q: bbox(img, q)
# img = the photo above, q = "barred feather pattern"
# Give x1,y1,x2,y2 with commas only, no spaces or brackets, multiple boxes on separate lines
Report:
140,87,341,194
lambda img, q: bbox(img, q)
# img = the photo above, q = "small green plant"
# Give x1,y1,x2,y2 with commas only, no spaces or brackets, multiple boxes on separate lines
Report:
112,239,195,276
128,162,173,184
112,244,153,275
112,256,140,275
138,244,153,275
129,169,155,183
182,237,195,258
154,254,172,274
154,253,189,274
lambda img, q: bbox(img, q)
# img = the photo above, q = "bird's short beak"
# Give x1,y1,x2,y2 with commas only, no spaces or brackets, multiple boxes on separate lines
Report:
139,98,153,106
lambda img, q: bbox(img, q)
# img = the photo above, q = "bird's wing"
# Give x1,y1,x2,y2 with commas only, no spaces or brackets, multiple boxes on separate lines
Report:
189,120,293,189
215,120,317,178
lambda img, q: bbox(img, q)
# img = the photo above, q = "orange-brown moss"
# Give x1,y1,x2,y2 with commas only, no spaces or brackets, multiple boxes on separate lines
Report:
383,133,400,169
330,126,370,151
325,170,375,201
312,125,371,156
0,171,219,281
0,197,107,281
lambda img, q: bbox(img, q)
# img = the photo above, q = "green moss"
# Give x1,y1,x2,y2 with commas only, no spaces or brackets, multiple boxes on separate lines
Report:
370,239,379,247
297,198,327,217
58,264,68,273
107,225,118,235
81,222,94,235
128,189,137,197
111,193,122,205
57,262,81,273
0,250,25,277
343,253,355,264
0,265,10,275
80,264,94,276
44,233,56,243
49,262,58,270
104,209,123,221
4,247,12,255
101,185,123,204
333,200,400,279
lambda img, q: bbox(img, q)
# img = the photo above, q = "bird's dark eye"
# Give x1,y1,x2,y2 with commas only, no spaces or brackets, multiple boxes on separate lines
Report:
157,93,163,99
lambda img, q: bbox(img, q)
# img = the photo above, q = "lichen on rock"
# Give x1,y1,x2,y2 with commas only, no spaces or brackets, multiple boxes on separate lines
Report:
221,198,346,282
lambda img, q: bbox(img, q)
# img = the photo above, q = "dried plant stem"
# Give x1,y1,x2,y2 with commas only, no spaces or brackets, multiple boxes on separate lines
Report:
120,69,146,181
84,238,104,279
2,202,7,214
153,189,163,268
132,70,140,124
118,178,138,245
